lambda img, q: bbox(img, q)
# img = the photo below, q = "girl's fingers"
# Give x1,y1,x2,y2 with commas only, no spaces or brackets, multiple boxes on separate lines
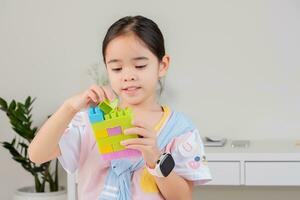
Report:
86,96,98,107
124,127,154,138
87,90,98,103
90,85,104,102
90,84,116,102
121,138,153,146
123,144,144,151
101,85,116,101
131,119,153,131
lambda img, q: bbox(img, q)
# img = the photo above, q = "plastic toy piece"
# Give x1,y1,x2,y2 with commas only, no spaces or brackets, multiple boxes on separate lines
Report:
88,106,104,123
99,144,113,154
107,126,122,136
99,98,119,114
102,149,141,160
88,99,141,160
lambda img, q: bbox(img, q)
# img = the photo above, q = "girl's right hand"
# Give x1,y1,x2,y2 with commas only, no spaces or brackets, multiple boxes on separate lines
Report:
64,84,116,112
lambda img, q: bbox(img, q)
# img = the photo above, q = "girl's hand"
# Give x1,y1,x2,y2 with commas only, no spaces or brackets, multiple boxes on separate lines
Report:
64,84,116,112
121,120,161,168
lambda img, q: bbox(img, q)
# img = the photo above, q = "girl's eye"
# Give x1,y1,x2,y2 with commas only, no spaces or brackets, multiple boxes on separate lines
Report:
135,65,147,69
111,68,122,72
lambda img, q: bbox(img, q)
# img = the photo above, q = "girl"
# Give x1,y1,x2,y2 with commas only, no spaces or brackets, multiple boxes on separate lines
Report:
29,15,211,200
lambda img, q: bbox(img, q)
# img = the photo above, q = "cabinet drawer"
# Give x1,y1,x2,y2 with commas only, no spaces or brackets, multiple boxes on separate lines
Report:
206,161,240,185
245,162,300,186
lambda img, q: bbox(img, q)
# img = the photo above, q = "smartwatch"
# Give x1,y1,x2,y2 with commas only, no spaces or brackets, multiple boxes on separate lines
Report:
146,153,175,177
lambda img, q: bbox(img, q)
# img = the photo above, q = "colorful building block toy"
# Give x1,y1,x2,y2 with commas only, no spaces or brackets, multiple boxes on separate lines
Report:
88,99,141,160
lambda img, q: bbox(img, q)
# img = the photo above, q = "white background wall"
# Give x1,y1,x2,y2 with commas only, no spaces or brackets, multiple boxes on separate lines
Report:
0,0,299,199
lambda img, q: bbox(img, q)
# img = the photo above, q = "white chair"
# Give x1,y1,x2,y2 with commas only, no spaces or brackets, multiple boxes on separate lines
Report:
67,172,78,200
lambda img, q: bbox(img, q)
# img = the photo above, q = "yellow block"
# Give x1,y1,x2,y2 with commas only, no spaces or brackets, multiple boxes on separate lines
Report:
94,129,108,138
99,144,113,154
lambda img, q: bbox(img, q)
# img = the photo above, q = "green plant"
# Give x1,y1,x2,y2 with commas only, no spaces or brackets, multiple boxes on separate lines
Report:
0,96,59,192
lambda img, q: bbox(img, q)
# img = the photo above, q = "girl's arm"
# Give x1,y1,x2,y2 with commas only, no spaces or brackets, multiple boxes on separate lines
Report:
121,120,195,200
28,102,77,164
155,172,193,200
28,85,116,164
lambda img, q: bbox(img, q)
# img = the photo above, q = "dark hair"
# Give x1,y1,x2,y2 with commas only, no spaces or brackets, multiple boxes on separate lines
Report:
102,15,166,96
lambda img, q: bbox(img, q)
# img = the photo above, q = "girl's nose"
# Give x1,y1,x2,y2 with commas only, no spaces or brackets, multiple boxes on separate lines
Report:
123,76,136,82
124,77,135,81
123,69,137,82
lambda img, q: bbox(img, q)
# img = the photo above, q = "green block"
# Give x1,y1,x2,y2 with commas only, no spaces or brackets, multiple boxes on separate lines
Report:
99,98,119,114
97,133,137,146
113,142,126,151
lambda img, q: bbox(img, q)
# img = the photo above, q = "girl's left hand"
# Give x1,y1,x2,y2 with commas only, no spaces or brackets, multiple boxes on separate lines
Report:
121,120,161,168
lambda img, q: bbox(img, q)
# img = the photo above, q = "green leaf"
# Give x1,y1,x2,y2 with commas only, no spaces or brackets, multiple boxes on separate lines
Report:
26,97,36,110
8,100,16,111
11,138,16,146
13,156,28,164
31,127,38,135
12,109,27,122
17,103,28,117
19,142,28,155
1,141,21,158
0,97,8,111
19,142,28,149
25,96,31,108
12,127,33,141
10,110,23,124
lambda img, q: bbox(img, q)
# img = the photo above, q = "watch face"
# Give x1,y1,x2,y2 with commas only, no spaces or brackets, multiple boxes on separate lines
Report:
159,154,175,177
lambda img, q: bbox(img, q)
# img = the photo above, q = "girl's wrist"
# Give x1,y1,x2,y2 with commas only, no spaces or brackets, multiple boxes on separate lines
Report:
146,150,161,169
63,100,79,114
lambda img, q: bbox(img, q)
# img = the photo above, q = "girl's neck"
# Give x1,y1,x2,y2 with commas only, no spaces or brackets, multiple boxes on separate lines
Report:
119,96,162,113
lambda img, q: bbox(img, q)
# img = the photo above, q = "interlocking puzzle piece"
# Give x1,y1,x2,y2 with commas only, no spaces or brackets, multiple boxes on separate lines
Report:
88,99,141,160
99,98,119,114
99,144,113,154
107,126,122,136
88,106,104,123
102,149,141,160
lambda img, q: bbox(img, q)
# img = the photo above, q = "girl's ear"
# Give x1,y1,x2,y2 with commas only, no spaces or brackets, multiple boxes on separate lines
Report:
158,55,170,78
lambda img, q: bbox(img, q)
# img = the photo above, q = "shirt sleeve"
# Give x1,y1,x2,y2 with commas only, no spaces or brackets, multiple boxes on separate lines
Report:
57,111,86,174
166,129,212,185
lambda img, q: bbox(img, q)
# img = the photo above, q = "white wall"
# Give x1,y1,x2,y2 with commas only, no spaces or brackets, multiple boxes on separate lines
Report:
0,0,299,199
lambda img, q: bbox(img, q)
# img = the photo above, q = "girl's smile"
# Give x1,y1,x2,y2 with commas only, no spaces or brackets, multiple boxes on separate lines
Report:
122,86,142,96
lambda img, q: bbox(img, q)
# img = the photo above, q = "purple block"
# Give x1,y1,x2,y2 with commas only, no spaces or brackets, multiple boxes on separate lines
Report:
102,149,141,161
107,126,122,136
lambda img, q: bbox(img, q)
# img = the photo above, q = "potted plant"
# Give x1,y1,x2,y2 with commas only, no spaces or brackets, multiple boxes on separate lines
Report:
0,96,67,200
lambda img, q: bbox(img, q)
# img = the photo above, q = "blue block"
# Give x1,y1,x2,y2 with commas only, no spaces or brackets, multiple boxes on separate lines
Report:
88,106,104,123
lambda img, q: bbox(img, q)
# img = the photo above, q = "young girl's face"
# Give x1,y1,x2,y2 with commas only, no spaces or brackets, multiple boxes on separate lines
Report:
105,33,169,106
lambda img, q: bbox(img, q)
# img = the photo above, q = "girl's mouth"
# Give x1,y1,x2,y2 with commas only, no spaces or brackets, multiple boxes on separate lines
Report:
122,86,141,95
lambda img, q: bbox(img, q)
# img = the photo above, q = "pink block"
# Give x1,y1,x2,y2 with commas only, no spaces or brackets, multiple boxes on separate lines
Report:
107,126,122,136
102,149,141,160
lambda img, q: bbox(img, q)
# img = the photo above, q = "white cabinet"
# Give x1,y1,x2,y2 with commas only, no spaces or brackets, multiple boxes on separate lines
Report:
205,140,300,186
245,161,300,186
206,161,240,185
